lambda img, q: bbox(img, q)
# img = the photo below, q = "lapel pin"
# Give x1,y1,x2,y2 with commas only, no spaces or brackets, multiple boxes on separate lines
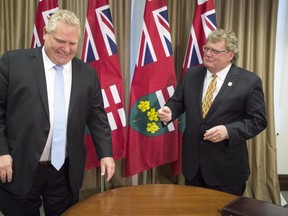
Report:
228,82,233,86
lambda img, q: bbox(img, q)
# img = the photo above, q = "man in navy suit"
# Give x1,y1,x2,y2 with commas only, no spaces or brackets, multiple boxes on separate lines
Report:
0,9,115,215
158,29,267,196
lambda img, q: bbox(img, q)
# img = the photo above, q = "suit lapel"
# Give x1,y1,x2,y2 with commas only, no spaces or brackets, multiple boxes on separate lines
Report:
196,67,206,117
29,47,50,118
68,59,80,118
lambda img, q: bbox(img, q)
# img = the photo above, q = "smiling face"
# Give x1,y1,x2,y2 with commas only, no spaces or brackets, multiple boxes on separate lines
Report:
203,40,235,73
43,20,79,65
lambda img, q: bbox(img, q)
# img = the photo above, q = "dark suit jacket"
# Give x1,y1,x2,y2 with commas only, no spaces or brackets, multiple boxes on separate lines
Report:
0,47,112,195
166,64,267,186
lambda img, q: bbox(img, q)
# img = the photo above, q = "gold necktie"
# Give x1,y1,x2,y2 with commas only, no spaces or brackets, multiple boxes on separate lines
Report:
202,74,217,118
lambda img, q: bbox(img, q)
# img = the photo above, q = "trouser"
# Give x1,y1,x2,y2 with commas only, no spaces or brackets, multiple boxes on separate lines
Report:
0,160,79,216
185,167,246,196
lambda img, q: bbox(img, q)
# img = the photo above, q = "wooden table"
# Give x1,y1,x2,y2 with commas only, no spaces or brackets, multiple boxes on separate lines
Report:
63,184,238,216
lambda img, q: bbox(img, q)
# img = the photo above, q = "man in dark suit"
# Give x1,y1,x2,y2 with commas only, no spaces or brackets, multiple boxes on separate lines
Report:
158,29,267,196
0,9,115,215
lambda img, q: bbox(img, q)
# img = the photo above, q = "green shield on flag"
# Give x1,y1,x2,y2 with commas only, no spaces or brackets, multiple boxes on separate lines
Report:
129,92,171,137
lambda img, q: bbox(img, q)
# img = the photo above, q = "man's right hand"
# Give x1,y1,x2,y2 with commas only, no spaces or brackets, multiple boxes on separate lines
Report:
0,154,13,183
157,106,172,124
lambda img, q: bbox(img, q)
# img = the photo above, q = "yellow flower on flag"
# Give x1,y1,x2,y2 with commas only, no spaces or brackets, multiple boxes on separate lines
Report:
147,122,160,134
147,108,159,121
138,100,150,112
136,100,160,134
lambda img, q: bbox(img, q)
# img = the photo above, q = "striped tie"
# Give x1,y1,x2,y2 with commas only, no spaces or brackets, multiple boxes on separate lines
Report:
202,74,217,118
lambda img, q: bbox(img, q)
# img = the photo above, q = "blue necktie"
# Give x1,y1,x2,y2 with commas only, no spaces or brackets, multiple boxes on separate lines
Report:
51,65,66,170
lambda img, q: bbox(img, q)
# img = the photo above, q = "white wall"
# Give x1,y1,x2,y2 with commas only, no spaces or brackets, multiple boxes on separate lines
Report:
274,0,288,175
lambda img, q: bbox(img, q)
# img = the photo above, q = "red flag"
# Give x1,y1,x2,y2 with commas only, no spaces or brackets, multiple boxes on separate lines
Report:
125,0,178,177
31,0,58,48
171,0,217,175
81,0,126,169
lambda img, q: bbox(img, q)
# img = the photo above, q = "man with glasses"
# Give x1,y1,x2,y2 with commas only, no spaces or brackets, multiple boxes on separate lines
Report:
158,29,267,196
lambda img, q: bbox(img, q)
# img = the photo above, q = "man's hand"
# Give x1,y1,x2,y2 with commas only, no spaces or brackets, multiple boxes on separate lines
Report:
100,157,115,182
157,106,172,124
0,154,13,183
203,125,229,143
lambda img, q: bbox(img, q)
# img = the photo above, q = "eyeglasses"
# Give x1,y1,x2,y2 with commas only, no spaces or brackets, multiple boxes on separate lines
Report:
203,46,227,55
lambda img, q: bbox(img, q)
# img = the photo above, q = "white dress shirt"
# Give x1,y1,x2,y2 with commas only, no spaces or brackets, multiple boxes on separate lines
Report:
202,64,232,102
40,47,72,161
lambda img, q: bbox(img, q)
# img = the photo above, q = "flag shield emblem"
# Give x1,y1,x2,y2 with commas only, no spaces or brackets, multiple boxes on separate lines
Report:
130,93,171,137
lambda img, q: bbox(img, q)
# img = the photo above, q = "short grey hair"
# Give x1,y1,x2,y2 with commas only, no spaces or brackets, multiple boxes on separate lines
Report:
46,9,81,36
207,28,239,62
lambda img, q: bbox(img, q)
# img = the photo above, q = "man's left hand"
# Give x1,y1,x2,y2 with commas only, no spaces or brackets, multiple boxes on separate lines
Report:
203,125,229,143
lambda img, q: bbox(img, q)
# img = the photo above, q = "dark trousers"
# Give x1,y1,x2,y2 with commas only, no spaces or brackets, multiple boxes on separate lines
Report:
0,160,78,216
185,168,246,196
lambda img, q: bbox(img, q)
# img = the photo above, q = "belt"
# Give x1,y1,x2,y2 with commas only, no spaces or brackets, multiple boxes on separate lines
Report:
39,158,68,166
39,161,51,165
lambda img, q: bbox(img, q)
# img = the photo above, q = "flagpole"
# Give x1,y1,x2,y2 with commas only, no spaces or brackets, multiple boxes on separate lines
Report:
142,170,147,184
96,167,104,192
100,174,104,192
128,0,145,182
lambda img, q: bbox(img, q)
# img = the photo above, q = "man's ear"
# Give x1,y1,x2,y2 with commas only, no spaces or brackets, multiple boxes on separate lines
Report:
229,52,235,61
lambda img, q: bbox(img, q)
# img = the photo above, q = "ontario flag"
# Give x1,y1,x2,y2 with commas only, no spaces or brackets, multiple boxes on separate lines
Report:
82,0,126,169
125,0,178,177
171,0,217,175
31,0,58,48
